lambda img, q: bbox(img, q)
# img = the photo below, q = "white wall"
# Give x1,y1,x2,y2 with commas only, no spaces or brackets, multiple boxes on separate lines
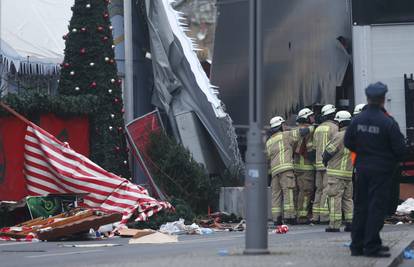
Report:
353,24,414,135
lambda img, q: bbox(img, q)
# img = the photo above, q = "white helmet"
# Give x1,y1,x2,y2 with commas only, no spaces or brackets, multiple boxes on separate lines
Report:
353,103,366,115
321,104,336,116
270,116,285,128
297,108,314,120
334,110,352,123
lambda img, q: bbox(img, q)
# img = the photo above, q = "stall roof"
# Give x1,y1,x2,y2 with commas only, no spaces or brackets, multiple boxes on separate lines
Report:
0,0,73,74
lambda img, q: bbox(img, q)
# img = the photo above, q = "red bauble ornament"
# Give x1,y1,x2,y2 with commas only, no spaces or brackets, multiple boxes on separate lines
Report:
80,27,87,33
117,79,122,85
114,98,120,104
103,12,110,19
97,26,104,32
109,59,115,64
102,36,109,42
121,108,125,114
90,81,97,88
115,146,121,152
63,63,70,68
80,48,86,55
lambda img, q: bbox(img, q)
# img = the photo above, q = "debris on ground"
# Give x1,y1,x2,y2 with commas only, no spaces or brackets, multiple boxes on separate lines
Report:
404,249,414,259
273,225,289,234
384,214,413,225
59,243,122,248
116,228,155,238
159,218,213,235
197,212,245,232
396,198,414,215
0,208,121,241
129,232,178,244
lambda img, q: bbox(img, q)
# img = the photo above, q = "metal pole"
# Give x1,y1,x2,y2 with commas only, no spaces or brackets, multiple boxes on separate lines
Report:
123,0,134,124
244,0,269,255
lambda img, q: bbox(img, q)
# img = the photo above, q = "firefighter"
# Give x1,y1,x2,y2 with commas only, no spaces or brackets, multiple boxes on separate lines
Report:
292,108,316,224
353,104,366,116
266,116,297,225
323,111,353,232
345,82,407,257
312,104,339,223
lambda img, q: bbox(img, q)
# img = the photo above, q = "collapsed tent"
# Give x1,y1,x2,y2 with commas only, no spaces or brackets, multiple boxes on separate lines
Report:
144,0,242,172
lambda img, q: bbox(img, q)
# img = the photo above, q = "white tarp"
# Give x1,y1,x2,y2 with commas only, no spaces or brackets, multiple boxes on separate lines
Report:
0,0,73,74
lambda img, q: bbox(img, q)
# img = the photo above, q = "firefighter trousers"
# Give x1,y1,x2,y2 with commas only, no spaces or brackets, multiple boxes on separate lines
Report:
295,170,315,220
327,176,353,229
319,170,330,222
271,170,296,220
312,170,326,221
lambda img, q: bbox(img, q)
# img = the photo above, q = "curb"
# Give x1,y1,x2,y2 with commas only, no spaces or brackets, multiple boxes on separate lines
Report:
374,234,414,267
387,240,414,267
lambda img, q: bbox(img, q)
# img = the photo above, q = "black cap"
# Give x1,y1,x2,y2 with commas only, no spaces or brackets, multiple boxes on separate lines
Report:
365,82,388,98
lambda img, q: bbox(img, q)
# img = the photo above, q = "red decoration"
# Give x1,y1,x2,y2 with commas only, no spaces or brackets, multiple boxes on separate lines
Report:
115,146,121,152
80,48,86,55
103,12,110,19
63,63,70,68
109,59,115,64
118,126,123,133
102,36,109,42
114,98,120,104
97,26,104,32
90,81,97,88
117,79,122,85
80,27,87,33
121,108,125,114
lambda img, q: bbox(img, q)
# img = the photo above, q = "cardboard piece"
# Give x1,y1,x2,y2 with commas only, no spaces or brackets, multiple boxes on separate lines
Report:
118,228,155,238
128,232,178,244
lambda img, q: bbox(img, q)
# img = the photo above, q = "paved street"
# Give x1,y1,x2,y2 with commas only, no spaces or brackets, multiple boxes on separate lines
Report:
1,224,413,267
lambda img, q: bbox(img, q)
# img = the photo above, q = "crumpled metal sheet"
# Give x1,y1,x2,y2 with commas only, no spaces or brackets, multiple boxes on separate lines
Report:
144,0,242,169
212,0,352,125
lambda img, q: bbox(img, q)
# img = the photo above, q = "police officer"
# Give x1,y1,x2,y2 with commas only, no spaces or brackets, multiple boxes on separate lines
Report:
312,104,339,223
323,111,353,232
266,116,297,225
292,108,316,224
344,82,407,257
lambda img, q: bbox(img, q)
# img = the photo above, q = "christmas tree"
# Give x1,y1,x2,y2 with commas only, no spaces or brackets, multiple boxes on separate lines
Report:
58,0,130,178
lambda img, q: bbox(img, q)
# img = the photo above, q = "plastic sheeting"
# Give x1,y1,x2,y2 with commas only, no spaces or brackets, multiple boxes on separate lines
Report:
0,0,73,74
211,0,352,125
145,0,242,169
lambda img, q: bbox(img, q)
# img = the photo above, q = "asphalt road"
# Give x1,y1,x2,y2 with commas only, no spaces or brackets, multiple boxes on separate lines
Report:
1,225,413,267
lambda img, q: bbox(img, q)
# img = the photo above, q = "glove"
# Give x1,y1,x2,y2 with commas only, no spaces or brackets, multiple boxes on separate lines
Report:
322,151,333,167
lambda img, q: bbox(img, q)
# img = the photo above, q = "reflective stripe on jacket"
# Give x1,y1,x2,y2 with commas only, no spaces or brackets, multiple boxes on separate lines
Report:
313,120,338,170
325,129,353,179
266,131,295,175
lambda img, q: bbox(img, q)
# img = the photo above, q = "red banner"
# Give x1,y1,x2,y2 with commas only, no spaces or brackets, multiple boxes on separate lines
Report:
126,110,165,199
0,114,90,201
39,114,90,157
0,117,28,201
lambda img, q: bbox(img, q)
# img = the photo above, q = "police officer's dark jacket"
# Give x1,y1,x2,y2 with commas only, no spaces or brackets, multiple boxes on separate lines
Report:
344,104,406,171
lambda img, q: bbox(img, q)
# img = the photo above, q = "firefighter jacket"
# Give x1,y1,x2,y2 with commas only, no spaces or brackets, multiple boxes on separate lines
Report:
313,120,338,170
266,131,295,176
324,129,352,179
292,125,315,171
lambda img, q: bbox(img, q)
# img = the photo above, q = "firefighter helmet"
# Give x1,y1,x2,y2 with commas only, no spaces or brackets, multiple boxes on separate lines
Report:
297,108,314,120
334,110,352,123
270,116,285,128
353,103,366,115
321,104,336,116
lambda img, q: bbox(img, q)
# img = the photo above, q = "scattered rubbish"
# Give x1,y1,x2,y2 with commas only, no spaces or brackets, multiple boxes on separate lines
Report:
274,225,289,234
384,214,413,225
0,208,121,241
159,219,213,235
218,249,229,256
396,198,414,215
404,249,414,259
129,232,178,244
197,213,245,232
116,228,155,238
396,221,404,225
59,243,122,248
